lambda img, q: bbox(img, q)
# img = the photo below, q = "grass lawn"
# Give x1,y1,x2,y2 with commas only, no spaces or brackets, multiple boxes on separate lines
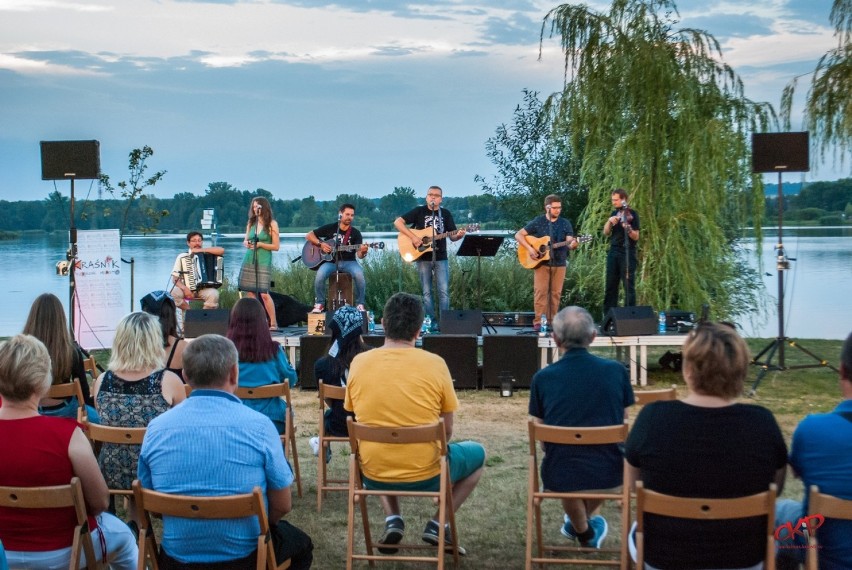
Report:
274,337,844,569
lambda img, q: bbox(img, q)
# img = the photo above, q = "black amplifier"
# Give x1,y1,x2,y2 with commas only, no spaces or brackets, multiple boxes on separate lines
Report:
665,310,697,331
483,311,536,326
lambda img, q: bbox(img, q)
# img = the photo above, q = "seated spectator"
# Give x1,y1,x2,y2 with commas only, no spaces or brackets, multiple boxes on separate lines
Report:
227,297,297,435
0,335,137,569
528,306,634,548
141,290,188,381
625,322,788,570
775,330,852,570
138,334,313,569
344,293,485,555
93,312,185,514
23,292,100,423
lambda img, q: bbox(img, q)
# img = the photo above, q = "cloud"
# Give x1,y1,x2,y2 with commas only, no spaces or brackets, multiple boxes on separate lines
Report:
481,12,542,46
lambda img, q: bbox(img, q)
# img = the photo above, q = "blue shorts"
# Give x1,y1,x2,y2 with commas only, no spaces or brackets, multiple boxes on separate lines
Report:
362,441,486,492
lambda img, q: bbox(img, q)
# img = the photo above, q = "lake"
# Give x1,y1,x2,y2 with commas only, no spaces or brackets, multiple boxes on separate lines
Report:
1,227,849,340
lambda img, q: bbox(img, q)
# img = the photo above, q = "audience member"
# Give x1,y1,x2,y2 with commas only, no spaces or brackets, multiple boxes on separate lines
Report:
226,297,297,435
775,331,852,570
625,322,787,570
93,312,185,510
345,292,485,555
138,334,313,569
528,306,635,549
141,290,187,381
23,292,100,423
0,335,137,569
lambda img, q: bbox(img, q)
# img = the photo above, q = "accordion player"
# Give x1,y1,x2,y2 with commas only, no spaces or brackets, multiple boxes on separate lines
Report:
170,233,225,311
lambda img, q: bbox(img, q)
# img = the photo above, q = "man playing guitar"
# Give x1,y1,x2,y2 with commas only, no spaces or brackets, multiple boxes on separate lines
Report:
515,195,578,332
306,203,369,313
394,186,466,326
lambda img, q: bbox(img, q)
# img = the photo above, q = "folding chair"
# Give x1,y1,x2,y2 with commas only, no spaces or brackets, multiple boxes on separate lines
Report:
46,378,88,422
316,381,349,512
634,481,777,570
805,485,852,570
525,421,629,569
84,423,147,513
345,417,460,569
83,355,99,382
132,480,290,570
235,384,302,498
0,477,103,570
633,387,676,406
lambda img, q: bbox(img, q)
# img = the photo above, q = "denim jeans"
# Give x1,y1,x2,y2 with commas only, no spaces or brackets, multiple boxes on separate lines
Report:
417,259,449,317
314,260,366,306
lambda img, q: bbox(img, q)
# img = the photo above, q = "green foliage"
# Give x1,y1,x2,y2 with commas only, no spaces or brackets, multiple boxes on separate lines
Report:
98,146,168,238
541,0,773,320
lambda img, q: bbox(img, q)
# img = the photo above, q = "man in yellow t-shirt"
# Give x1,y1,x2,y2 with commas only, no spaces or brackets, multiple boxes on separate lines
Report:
345,293,485,556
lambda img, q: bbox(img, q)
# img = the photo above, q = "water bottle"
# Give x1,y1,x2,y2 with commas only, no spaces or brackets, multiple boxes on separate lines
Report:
422,315,431,335
539,314,548,336
367,311,375,333
658,311,666,334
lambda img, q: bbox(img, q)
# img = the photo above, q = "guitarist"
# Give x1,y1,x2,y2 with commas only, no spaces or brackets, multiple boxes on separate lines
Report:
514,194,579,332
393,186,465,326
602,188,640,319
306,203,368,313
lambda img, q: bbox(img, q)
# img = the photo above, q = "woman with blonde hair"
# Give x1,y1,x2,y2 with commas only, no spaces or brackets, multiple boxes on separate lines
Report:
0,335,137,568
23,292,100,422
238,196,280,329
93,312,185,498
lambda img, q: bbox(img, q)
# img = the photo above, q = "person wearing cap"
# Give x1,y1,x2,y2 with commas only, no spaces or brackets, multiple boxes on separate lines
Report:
170,231,225,311
393,186,466,327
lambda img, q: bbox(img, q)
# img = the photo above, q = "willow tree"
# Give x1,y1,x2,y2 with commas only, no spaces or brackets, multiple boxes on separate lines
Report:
781,0,852,167
542,0,774,319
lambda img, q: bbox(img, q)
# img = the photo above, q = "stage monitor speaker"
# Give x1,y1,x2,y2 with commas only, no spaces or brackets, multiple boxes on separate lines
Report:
602,306,657,336
40,140,101,180
752,132,810,173
482,335,539,390
440,309,482,336
299,334,330,390
422,335,479,389
183,308,230,338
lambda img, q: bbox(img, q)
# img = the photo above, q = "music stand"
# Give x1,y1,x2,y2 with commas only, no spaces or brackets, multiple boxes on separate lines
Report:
457,235,504,334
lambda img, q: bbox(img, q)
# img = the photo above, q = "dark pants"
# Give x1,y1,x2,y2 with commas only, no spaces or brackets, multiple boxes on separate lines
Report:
159,520,313,570
603,248,637,318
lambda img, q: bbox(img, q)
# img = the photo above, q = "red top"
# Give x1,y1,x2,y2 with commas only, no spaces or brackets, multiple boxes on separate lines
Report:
0,415,81,551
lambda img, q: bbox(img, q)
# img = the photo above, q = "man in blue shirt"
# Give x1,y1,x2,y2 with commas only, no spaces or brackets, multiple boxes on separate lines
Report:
138,334,313,569
776,331,852,570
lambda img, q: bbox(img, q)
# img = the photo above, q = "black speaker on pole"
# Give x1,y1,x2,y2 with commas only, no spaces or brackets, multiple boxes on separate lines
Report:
299,334,330,390
751,132,810,173
601,306,657,336
422,335,479,389
40,140,101,180
482,335,539,389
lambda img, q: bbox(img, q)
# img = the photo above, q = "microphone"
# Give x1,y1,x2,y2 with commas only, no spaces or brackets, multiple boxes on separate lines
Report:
429,199,435,208
620,200,628,209
256,204,262,210
338,212,343,220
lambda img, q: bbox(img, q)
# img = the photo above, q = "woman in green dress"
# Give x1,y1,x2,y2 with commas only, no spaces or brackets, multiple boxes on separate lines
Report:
238,196,280,329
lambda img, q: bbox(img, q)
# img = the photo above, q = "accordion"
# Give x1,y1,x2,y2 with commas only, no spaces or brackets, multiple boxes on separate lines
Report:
179,252,224,291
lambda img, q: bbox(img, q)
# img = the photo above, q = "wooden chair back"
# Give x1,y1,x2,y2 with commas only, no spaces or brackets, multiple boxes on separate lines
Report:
46,378,88,422
83,423,146,497
525,421,629,569
633,387,677,406
345,417,458,569
132,480,290,570
805,485,852,570
0,477,102,570
316,381,350,512
635,481,777,569
235,383,302,498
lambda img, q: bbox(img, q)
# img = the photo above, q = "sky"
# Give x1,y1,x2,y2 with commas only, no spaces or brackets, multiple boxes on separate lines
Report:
0,0,845,204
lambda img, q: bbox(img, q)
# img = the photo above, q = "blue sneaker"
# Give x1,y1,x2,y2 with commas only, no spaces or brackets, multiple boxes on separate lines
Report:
378,517,405,554
560,514,579,540
581,515,608,549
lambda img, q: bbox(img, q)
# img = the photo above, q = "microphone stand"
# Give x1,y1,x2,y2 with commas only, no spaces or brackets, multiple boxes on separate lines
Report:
546,213,555,328
252,218,260,301
433,204,442,324
620,206,630,302
333,214,343,311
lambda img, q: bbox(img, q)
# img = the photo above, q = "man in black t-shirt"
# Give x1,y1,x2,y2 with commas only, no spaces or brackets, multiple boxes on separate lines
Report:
394,186,465,322
603,188,640,318
305,203,368,312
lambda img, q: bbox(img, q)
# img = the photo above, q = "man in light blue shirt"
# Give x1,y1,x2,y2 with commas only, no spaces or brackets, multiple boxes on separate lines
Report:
138,334,313,569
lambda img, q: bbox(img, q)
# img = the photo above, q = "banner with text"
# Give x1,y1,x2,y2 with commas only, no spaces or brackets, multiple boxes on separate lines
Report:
74,229,124,349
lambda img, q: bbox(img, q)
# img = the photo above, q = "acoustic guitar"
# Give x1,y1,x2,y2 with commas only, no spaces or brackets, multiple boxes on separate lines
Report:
517,234,592,269
301,238,385,270
397,224,480,262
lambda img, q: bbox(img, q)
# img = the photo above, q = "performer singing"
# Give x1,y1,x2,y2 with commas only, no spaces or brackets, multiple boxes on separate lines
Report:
170,231,224,311
602,188,640,318
238,196,280,329
393,185,465,323
515,194,578,332
306,203,368,313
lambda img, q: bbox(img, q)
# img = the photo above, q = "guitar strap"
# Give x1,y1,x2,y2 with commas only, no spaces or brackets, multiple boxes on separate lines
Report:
341,226,353,245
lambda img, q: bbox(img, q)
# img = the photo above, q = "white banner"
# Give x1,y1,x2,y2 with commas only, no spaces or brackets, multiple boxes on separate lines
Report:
74,229,125,349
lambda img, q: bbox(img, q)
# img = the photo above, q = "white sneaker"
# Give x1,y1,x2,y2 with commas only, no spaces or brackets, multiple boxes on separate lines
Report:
309,436,320,456
311,303,324,313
